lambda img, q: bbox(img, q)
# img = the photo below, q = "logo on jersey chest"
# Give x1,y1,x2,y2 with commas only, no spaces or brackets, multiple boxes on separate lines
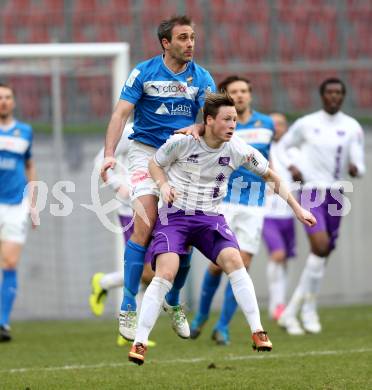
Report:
144,81,199,100
155,102,192,117
336,130,346,136
187,154,199,163
218,157,230,166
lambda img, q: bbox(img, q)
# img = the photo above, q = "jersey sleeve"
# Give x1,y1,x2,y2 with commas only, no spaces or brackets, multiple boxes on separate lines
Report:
232,137,269,176
276,118,305,168
154,134,187,167
196,71,216,108
119,65,144,105
349,124,366,176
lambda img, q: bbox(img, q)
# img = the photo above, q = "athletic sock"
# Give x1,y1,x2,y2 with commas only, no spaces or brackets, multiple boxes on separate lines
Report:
100,271,124,290
301,254,326,315
197,269,222,317
215,281,237,331
165,252,192,306
121,240,147,311
285,253,325,318
134,277,172,345
227,268,263,333
266,260,287,316
0,270,17,327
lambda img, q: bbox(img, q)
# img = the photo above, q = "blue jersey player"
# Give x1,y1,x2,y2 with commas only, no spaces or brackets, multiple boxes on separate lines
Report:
190,76,275,344
0,83,37,342
101,16,216,341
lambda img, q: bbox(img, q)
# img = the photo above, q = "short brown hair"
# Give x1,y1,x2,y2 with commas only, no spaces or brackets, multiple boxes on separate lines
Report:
203,93,235,124
218,75,252,93
157,15,193,50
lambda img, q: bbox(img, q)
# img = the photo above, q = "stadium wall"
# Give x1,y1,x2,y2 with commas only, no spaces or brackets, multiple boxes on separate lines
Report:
12,130,372,320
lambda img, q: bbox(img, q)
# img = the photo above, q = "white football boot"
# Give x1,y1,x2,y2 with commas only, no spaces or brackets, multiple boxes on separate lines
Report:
163,301,190,339
119,310,137,341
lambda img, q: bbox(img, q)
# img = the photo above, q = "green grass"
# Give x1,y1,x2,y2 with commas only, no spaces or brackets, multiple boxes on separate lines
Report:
1,305,372,389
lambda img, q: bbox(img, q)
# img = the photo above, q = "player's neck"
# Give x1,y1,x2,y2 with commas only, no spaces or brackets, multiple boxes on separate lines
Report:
237,108,252,124
163,54,188,74
0,115,14,127
203,132,224,149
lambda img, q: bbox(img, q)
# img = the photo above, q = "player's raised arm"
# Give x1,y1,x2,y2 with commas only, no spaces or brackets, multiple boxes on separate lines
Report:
263,168,316,227
101,100,134,182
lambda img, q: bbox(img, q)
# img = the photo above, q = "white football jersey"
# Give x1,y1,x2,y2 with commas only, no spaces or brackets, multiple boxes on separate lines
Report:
277,110,365,188
266,141,299,218
94,123,133,216
154,134,269,214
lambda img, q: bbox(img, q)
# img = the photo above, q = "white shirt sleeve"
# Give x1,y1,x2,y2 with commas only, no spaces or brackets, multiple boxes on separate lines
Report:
276,118,305,168
154,134,188,167
349,124,366,176
235,142,269,177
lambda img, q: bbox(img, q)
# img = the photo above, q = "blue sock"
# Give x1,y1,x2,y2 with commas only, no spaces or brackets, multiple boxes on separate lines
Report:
215,281,238,331
121,240,146,311
0,270,17,326
198,269,222,317
165,252,192,306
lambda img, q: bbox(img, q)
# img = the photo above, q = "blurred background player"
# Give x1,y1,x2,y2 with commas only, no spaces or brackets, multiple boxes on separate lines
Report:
263,113,299,321
190,76,275,345
89,123,155,347
278,78,366,335
101,15,216,341
0,83,37,342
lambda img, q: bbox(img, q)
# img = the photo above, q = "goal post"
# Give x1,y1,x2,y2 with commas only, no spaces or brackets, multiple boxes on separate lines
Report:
0,43,130,319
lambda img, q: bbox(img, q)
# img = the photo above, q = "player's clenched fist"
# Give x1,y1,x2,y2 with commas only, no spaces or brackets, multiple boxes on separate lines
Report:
101,156,116,182
160,182,177,204
295,207,317,227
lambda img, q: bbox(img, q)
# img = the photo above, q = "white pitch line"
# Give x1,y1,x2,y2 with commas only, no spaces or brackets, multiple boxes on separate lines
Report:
2,347,372,374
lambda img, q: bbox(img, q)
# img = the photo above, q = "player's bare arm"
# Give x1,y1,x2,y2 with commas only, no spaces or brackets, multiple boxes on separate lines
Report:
148,159,177,204
25,159,38,228
101,100,134,182
263,168,316,227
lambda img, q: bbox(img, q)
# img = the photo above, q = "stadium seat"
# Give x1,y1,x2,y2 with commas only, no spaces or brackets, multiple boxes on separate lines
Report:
349,70,372,109
279,72,312,111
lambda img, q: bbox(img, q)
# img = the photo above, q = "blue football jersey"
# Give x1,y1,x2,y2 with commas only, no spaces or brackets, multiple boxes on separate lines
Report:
224,111,274,207
120,55,216,148
0,120,33,204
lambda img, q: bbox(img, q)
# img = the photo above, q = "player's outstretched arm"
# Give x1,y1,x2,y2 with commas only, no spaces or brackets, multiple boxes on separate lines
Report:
148,159,176,204
101,100,134,182
263,168,316,227
175,123,205,140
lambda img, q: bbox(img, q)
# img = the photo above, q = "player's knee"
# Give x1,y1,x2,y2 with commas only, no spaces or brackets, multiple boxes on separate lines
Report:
311,244,331,258
156,269,175,283
216,248,243,273
2,258,18,270
271,250,286,263
208,262,222,276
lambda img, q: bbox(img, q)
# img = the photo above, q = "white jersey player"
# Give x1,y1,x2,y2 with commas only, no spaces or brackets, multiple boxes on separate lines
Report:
263,113,299,321
277,78,366,335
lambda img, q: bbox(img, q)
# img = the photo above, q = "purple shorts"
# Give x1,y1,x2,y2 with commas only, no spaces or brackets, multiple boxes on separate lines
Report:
146,209,240,270
263,217,296,259
300,188,343,251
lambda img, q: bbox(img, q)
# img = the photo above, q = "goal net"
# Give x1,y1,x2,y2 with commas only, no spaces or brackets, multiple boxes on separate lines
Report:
0,43,129,320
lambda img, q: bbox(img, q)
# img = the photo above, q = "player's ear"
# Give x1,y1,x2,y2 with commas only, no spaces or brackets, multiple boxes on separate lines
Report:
162,38,171,50
206,115,214,126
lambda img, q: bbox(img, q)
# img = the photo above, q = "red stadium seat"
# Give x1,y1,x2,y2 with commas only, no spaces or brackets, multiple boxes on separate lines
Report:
349,70,372,109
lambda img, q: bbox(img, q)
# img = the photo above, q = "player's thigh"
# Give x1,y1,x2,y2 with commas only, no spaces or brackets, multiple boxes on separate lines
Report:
215,247,243,274
131,194,159,244
0,241,23,269
128,141,159,201
155,252,180,282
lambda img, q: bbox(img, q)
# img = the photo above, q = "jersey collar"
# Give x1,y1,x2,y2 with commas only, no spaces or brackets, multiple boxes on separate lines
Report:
161,55,191,76
0,120,16,132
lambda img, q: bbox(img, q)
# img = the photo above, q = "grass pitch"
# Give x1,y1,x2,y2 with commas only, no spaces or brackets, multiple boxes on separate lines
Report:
1,305,372,389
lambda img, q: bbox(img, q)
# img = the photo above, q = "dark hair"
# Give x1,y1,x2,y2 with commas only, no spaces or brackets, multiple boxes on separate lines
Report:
319,77,346,96
218,75,252,93
157,15,193,50
203,93,236,124
0,83,14,95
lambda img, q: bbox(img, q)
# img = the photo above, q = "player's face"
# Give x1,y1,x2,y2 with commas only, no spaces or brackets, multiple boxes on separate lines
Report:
225,81,252,114
209,106,237,142
271,113,288,141
321,83,345,114
0,87,15,120
164,24,195,63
